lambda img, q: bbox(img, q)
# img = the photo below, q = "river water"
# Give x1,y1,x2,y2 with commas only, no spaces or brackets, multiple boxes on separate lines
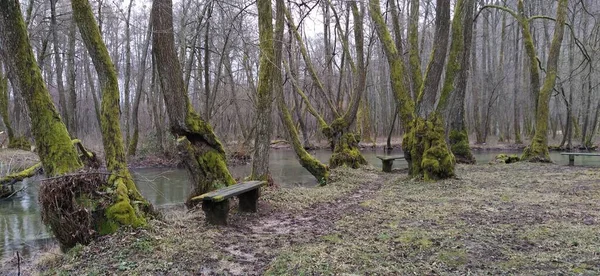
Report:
0,149,595,258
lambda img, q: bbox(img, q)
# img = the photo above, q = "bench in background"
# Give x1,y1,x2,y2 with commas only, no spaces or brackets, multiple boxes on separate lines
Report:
561,152,600,166
376,155,405,172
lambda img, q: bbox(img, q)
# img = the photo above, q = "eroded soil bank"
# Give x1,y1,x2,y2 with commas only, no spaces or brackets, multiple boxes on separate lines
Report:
2,163,600,275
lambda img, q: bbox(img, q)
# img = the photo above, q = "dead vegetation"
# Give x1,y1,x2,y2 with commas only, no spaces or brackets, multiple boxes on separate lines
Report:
3,163,600,275
39,171,110,250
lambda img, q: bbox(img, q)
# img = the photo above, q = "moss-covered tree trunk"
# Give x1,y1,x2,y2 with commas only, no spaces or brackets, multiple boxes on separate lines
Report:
522,0,567,162
284,2,367,170
251,0,275,181
0,1,82,177
369,0,456,181
72,0,150,232
440,0,476,164
274,0,329,184
152,0,235,205
328,2,368,169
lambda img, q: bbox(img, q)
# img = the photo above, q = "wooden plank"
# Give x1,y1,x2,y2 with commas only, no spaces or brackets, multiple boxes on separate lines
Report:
192,181,266,202
376,155,405,161
560,153,600,156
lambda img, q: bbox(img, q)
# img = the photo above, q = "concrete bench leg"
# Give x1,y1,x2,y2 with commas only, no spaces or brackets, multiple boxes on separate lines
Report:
238,189,259,212
569,155,575,166
202,199,229,225
382,160,393,173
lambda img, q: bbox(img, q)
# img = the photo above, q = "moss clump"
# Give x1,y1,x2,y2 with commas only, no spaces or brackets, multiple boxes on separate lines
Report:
404,115,455,181
492,153,521,164
493,154,520,164
330,132,367,169
177,137,236,207
449,130,475,164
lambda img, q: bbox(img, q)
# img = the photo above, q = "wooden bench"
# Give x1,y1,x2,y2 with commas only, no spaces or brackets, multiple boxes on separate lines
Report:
192,181,266,225
561,152,600,166
376,155,405,172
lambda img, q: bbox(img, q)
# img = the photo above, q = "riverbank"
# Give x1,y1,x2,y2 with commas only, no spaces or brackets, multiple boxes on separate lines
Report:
3,162,599,275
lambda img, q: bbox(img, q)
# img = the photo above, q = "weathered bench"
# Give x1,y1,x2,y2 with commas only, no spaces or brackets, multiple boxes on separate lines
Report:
192,181,266,225
376,155,405,172
561,152,600,166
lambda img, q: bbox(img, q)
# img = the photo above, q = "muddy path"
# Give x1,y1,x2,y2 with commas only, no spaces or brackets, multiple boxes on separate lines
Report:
215,172,393,274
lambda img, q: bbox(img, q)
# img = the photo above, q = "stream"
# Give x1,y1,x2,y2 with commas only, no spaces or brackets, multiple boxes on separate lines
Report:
0,149,595,258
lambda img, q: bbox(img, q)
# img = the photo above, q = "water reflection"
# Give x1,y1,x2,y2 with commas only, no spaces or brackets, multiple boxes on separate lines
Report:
0,149,596,258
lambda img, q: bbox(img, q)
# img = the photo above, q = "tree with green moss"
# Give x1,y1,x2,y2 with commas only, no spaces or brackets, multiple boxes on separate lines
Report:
442,0,476,164
273,0,329,184
483,0,568,162
71,0,152,231
0,0,148,249
152,0,236,205
250,0,275,182
0,1,82,177
282,1,368,172
369,0,474,180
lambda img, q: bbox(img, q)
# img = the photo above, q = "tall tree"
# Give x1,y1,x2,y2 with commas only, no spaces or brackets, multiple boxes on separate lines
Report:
71,0,151,234
251,0,275,182
369,0,458,180
443,0,476,164
484,0,568,161
152,0,235,205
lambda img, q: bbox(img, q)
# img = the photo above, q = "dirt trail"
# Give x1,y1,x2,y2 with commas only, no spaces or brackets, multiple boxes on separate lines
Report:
216,172,392,274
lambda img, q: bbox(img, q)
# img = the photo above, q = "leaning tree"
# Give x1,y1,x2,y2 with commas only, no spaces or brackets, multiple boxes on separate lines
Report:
152,0,236,205
0,0,151,249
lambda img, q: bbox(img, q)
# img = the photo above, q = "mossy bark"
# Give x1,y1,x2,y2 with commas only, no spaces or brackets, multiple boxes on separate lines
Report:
275,0,329,184
440,0,476,164
72,0,151,230
152,0,235,205
369,0,456,180
0,162,42,185
286,2,368,169
326,2,368,169
251,0,275,181
0,1,82,177
521,0,567,162
402,115,455,180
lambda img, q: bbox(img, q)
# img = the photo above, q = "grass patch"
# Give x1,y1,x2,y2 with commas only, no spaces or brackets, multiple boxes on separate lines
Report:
6,163,600,275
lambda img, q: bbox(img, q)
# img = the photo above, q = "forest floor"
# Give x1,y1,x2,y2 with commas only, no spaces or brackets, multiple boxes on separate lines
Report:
3,162,600,275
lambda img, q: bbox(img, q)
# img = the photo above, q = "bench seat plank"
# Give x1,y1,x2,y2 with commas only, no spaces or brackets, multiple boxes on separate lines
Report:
376,155,405,161
560,153,600,156
193,181,265,202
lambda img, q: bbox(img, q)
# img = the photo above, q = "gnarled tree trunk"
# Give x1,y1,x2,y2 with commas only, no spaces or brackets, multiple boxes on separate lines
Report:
152,0,235,206
251,0,275,181
72,0,151,234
